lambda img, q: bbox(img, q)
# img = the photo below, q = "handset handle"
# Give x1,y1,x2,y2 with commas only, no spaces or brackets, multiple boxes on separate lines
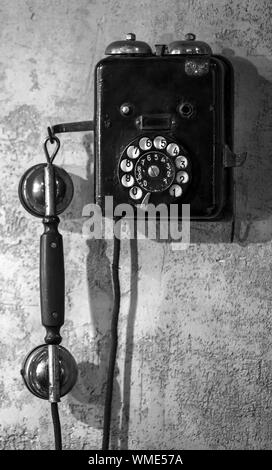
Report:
40,216,64,344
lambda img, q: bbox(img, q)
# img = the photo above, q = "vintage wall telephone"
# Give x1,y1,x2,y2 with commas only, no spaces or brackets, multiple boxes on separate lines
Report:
18,33,246,450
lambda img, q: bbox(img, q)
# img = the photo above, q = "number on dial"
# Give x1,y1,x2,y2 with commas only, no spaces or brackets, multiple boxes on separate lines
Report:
121,174,135,187
154,136,167,150
127,145,140,159
167,143,179,156
129,186,143,200
139,137,152,151
120,159,134,172
169,184,182,197
175,156,188,169
176,171,189,184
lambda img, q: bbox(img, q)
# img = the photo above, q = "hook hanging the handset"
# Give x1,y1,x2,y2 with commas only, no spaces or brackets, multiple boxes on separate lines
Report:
18,133,73,218
48,120,94,135
44,134,61,165
43,133,62,217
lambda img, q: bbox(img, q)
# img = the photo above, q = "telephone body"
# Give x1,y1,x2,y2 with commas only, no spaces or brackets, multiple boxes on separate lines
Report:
93,33,244,221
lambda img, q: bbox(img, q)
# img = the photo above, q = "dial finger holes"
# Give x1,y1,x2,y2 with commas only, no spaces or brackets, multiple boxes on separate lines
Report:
175,155,188,169
169,184,182,198
121,174,135,187
139,137,152,151
129,186,143,200
167,143,179,157
120,159,134,172
154,136,167,150
127,145,140,159
176,171,189,184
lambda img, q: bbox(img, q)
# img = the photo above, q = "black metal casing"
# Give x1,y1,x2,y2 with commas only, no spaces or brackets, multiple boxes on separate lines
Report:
94,52,234,220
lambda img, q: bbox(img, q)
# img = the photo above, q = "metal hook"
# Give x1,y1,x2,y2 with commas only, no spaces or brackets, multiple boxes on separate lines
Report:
44,136,60,164
47,126,55,144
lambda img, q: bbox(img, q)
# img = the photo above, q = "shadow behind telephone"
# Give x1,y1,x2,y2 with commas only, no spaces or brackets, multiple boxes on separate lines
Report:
93,32,245,220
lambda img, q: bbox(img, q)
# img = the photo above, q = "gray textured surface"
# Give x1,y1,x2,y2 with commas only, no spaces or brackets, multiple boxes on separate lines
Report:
0,0,272,450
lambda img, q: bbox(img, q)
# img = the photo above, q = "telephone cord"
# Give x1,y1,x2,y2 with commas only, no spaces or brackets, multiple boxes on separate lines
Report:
51,402,62,450
102,218,121,450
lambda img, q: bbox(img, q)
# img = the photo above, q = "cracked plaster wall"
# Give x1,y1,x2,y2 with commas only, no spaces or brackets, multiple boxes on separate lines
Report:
0,0,272,450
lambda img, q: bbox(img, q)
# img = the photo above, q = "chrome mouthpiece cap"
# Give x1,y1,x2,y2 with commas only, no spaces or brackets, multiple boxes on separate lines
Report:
21,344,78,401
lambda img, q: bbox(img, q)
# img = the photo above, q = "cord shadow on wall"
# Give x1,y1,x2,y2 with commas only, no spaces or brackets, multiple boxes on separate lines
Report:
64,135,121,449
63,133,139,449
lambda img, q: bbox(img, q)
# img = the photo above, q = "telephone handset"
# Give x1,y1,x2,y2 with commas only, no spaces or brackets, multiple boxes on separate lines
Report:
18,33,246,450
18,137,78,450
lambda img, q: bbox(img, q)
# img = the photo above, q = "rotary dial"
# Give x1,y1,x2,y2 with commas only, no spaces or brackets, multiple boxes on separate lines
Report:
118,135,192,204
135,152,175,192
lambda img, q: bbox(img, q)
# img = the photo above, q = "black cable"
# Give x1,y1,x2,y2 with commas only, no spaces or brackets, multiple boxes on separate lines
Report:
51,402,62,450
102,218,121,450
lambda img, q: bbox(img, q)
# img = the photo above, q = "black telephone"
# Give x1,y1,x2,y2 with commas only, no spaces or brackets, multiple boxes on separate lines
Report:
18,33,246,451
93,32,245,220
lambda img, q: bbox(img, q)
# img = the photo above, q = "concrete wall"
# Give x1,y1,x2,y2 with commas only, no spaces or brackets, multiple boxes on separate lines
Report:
0,0,272,450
